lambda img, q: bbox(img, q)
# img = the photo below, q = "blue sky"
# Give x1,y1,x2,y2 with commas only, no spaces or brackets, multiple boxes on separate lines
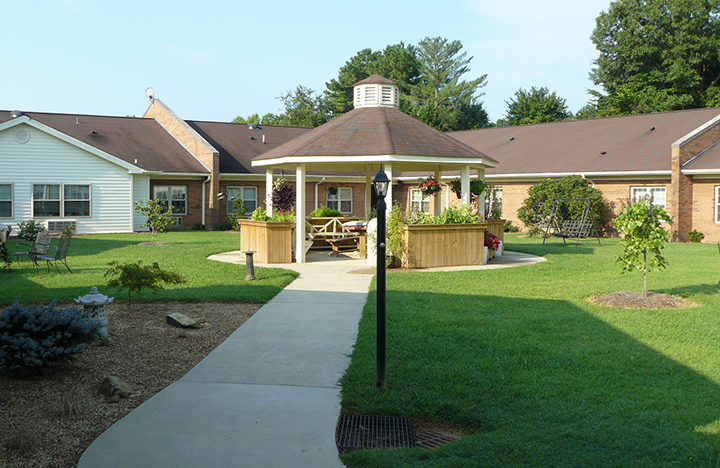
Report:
2,0,611,124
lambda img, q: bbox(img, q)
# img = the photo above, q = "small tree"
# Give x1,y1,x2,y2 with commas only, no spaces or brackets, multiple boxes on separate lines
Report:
134,200,177,243
0,241,11,271
105,261,186,309
229,198,247,231
613,197,672,298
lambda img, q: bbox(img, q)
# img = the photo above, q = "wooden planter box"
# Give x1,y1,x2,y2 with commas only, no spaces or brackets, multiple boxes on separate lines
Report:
238,219,294,263
400,220,505,269
485,219,505,243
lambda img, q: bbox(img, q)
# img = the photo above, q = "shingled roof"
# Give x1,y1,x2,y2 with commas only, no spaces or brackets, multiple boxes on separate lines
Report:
185,120,310,174
0,110,208,174
450,107,720,177
253,106,497,171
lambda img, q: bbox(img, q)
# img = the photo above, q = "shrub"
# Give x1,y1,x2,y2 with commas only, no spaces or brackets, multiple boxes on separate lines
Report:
105,261,187,308
212,221,233,231
309,205,342,217
437,206,479,224
504,220,521,233
688,229,705,243
191,221,205,230
517,175,607,232
17,219,46,241
251,206,269,221
134,199,177,243
0,301,99,372
271,178,295,213
270,210,296,222
0,241,10,271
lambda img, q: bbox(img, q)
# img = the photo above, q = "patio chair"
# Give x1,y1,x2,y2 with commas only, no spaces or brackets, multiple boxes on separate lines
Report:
34,232,73,273
14,230,52,266
0,225,11,242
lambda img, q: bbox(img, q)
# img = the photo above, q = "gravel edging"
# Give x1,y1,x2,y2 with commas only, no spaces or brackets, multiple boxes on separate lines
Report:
0,301,260,468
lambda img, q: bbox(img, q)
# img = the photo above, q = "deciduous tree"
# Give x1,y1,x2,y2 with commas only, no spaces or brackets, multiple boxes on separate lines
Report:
498,86,570,126
590,0,720,115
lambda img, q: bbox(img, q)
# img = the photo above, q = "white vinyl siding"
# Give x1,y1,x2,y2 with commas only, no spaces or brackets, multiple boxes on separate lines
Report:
327,187,353,214
228,186,257,215
132,176,150,231
631,186,666,208
0,184,13,218
0,123,135,233
410,189,430,214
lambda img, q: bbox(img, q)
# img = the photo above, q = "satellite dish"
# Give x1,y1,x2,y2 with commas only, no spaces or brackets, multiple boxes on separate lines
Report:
145,87,155,102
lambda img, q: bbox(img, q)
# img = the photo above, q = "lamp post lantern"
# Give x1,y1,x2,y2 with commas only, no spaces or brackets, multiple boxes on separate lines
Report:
373,167,390,391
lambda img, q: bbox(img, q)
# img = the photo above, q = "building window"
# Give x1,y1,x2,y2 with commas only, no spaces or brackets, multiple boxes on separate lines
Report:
328,187,353,214
154,185,187,214
631,186,666,208
486,187,503,218
64,184,90,216
0,184,12,218
715,186,720,223
33,184,91,217
410,189,430,214
228,186,257,215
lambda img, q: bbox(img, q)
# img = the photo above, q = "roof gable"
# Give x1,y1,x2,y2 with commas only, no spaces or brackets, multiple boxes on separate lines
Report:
0,111,209,174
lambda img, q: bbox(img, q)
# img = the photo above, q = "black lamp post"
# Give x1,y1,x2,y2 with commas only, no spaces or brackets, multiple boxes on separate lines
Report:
373,167,390,391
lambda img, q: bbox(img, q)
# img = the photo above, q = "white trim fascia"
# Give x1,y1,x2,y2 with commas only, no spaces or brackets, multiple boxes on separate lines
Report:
220,173,367,183
682,169,720,178
252,153,498,168
149,172,210,179
0,116,144,174
672,113,720,148
484,170,671,182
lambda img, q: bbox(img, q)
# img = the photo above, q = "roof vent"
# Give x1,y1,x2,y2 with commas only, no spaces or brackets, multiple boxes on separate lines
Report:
248,123,261,130
10,110,23,118
650,126,656,131
353,75,400,109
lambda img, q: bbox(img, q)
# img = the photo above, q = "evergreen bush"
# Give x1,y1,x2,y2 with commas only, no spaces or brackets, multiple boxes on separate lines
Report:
17,219,46,241
517,175,607,231
0,301,99,371
0,241,10,271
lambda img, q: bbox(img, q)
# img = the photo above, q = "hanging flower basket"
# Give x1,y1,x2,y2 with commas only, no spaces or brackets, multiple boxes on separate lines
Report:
327,185,338,196
419,177,442,197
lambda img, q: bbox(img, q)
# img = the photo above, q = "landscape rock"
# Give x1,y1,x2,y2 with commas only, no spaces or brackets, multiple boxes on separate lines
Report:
166,312,204,329
99,376,133,398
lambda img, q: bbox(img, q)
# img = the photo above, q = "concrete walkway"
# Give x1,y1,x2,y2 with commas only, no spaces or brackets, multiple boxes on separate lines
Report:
77,250,544,468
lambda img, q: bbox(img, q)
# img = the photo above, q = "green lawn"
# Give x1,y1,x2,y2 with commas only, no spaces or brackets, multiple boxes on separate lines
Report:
0,231,297,306
341,234,720,467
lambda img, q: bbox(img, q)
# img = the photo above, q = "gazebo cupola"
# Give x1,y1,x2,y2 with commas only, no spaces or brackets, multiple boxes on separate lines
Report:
353,75,400,109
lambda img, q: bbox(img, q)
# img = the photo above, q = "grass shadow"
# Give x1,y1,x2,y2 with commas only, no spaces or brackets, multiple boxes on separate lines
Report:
342,289,720,467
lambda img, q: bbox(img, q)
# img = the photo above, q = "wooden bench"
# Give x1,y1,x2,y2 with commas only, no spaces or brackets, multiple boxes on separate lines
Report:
326,236,360,257
551,220,601,246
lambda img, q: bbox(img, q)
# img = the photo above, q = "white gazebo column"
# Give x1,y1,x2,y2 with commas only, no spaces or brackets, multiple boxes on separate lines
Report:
461,165,471,207
365,164,373,217
265,168,274,216
385,163,393,215
296,164,306,264
477,167,486,220
434,167,442,215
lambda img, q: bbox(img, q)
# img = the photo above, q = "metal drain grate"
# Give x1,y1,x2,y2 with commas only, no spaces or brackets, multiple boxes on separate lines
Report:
335,414,416,452
415,430,460,449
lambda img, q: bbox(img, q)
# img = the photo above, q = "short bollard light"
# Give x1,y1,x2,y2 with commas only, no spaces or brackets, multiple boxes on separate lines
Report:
75,286,114,338
243,250,257,280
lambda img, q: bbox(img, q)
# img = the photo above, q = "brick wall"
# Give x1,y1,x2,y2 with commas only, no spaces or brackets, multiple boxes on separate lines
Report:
690,179,720,242
149,179,204,229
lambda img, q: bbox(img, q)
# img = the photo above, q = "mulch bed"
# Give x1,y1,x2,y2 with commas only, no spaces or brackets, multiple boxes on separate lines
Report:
591,291,697,309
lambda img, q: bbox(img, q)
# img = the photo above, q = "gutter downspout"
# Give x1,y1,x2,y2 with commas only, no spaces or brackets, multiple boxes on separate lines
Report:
314,177,326,211
202,175,211,227
580,174,595,188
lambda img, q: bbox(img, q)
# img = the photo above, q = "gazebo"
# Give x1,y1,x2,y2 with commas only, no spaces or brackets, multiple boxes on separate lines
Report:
252,75,498,263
